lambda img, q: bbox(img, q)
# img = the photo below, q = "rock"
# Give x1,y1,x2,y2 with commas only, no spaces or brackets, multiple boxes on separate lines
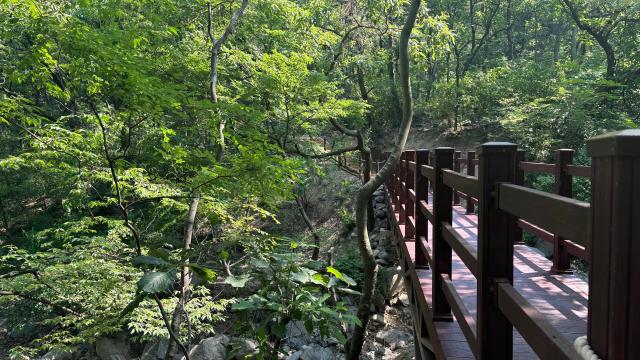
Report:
96,334,131,360
375,258,390,266
291,344,333,360
371,313,386,326
141,339,169,360
534,238,554,258
398,293,410,307
377,249,395,263
361,351,376,360
373,292,386,313
234,338,259,359
181,335,230,360
374,209,387,219
285,321,313,349
375,329,412,349
374,203,386,211
372,249,380,258
377,229,391,247
374,194,385,203
384,266,404,298
37,350,73,360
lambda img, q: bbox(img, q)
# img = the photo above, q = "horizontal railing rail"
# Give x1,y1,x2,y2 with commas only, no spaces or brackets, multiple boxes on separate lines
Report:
497,183,590,247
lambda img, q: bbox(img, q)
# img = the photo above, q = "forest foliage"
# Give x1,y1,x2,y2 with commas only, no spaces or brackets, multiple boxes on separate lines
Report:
0,0,638,358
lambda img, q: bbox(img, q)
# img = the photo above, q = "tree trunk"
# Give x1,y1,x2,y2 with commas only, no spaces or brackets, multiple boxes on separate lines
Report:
506,0,514,60
570,26,577,61
355,65,376,230
386,36,402,127
207,0,250,162
346,0,421,357
165,195,200,360
295,195,321,260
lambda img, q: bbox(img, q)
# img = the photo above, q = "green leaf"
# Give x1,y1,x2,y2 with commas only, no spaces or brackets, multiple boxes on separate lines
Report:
187,264,217,282
272,322,287,338
132,255,170,268
136,269,177,294
232,299,256,311
326,266,356,286
224,274,251,288
336,287,362,296
119,293,146,318
148,248,172,260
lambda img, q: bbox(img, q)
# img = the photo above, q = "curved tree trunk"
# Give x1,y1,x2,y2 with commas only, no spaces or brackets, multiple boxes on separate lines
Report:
295,195,321,260
346,0,421,358
208,0,250,162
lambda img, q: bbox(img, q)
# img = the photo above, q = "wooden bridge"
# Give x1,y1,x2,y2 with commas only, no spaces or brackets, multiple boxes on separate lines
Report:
375,130,640,359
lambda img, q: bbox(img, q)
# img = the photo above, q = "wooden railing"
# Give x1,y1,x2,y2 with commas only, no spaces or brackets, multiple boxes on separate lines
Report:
375,130,640,359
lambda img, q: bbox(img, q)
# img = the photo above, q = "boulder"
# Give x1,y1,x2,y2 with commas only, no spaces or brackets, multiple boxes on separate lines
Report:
375,258,390,267
141,339,169,360
233,338,259,360
37,350,73,360
373,292,386,313
371,314,386,326
374,209,387,219
181,335,229,360
375,329,412,349
287,344,334,360
385,266,404,299
377,229,391,247
534,238,554,258
96,334,131,360
285,321,313,349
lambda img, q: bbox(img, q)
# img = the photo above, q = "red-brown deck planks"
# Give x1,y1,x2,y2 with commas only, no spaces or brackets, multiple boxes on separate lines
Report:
391,201,588,359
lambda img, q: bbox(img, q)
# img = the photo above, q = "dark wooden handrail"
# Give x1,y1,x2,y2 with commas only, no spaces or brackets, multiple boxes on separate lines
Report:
441,169,479,199
519,161,556,174
496,281,582,360
442,223,478,277
421,164,435,181
441,274,478,357
497,183,590,246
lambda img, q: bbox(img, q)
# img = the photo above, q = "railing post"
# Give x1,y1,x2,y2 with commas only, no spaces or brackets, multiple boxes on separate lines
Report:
551,149,573,273
477,142,517,360
398,152,407,225
432,147,454,321
405,150,416,239
415,149,430,268
512,150,525,243
586,130,640,359
466,151,476,213
453,151,462,205
393,154,401,210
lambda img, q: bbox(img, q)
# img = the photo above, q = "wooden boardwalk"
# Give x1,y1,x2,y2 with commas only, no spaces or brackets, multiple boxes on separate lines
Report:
389,198,589,359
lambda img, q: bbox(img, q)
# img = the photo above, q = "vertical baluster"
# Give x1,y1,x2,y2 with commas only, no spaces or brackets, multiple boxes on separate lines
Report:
399,152,407,225
432,147,454,321
453,151,461,205
414,150,430,268
512,150,525,243
466,151,476,214
477,142,517,359
552,149,573,273
405,150,416,239
586,130,640,359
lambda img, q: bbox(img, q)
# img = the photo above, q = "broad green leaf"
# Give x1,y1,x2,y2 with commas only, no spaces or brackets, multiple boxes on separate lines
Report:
137,269,177,294
132,255,170,268
327,266,356,286
187,264,217,282
224,274,251,288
